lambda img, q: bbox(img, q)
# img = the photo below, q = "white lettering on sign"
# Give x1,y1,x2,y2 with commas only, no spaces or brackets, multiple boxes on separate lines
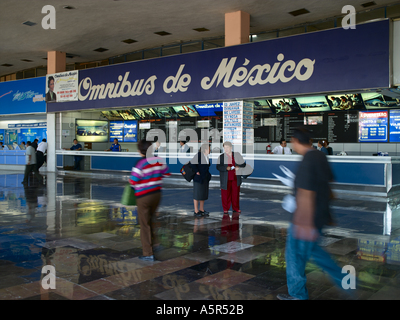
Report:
201,54,315,90
79,72,157,101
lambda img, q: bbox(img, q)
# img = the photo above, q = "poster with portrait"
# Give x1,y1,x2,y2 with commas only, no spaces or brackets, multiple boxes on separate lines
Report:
46,71,79,103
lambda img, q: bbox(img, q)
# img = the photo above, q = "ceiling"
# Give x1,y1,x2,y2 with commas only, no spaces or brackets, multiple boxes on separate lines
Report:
0,0,398,77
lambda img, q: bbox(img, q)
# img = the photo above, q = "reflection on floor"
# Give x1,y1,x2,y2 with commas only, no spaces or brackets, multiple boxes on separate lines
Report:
0,172,400,300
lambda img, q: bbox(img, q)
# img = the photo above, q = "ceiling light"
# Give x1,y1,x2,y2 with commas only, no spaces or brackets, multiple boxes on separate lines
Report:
22,21,36,27
154,31,171,36
66,53,79,58
94,47,109,53
63,5,75,9
193,28,209,32
1,64,13,67
122,39,138,44
21,59,33,62
288,8,310,17
361,1,376,7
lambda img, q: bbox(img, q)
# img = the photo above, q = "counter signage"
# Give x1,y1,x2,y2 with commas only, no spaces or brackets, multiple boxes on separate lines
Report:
123,121,138,142
389,110,400,142
47,20,390,113
359,111,388,142
109,121,124,142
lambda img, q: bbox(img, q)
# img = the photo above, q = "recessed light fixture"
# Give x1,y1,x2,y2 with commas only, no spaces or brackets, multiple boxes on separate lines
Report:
122,39,138,44
361,1,376,8
66,53,79,59
63,5,75,10
94,47,109,53
193,27,209,32
22,21,36,27
1,64,13,67
21,59,33,62
154,31,171,36
288,8,310,17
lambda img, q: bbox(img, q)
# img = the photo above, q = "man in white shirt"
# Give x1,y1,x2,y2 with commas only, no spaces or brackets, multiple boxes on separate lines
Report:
22,141,43,185
37,139,48,170
272,139,292,155
179,141,190,153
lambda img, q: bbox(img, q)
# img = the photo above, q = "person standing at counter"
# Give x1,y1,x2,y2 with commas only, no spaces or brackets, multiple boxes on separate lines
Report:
37,139,47,170
0,142,9,150
318,140,329,155
64,139,83,170
22,141,43,186
272,139,292,155
179,141,190,153
105,138,121,152
216,141,247,214
191,143,211,217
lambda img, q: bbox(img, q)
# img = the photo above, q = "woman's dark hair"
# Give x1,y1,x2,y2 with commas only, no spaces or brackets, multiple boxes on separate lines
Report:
48,76,55,87
138,139,153,155
292,127,312,145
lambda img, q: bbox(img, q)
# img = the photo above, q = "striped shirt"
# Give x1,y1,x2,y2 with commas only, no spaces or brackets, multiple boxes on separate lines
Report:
129,156,170,198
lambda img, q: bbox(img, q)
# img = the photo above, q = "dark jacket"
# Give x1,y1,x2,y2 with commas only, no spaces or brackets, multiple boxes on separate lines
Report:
216,152,246,190
191,152,211,184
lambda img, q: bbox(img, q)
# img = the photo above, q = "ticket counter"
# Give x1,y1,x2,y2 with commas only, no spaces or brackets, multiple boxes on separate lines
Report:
56,150,400,198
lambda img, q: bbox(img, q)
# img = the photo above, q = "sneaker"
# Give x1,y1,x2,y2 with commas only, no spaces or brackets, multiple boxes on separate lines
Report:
277,294,301,300
138,255,155,262
200,210,209,217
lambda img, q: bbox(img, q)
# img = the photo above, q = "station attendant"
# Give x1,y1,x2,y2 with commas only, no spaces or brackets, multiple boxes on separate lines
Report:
272,139,292,155
216,141,247,214
64,139,83,170
105,138,121,152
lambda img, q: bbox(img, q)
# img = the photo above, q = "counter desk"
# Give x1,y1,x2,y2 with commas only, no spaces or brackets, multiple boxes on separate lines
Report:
56,150,400,198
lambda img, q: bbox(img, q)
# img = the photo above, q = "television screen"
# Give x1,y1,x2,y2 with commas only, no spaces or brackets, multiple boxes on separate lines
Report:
361,93,400,109
267,98,301,113
327,94,365,111
133,108,158,119
76,120,109,142
304,116,323,125
119,110,137,120
172,105,199,117
296,96,331,112
152,107,176,118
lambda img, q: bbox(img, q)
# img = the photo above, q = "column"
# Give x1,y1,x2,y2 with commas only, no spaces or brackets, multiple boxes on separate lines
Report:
225,11,250,47
47,51,66,74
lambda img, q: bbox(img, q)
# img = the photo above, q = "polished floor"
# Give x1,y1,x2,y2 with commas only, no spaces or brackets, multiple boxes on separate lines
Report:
0,171,400,300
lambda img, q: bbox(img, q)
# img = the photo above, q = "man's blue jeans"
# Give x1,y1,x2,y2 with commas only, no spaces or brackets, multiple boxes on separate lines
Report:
285,224,346,300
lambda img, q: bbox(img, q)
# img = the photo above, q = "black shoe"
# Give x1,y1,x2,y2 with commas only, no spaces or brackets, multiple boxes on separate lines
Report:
194,211,203,217
200,210,209,217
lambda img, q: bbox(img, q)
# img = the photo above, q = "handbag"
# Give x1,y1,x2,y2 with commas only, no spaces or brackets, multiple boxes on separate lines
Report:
121,184,137,206
238,164,253,179
180,162,196,182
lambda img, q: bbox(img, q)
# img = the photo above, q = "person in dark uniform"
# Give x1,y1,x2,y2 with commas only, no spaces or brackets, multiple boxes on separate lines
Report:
105,138,121,152
64,139,83,170
191,143,211,217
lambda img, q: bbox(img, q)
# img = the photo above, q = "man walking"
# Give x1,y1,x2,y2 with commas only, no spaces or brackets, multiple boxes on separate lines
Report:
277,127,350,300
22,141,43,186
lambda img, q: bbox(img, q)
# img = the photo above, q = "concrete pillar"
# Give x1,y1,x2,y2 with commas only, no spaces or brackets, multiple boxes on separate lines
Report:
46,113,57,173
225,11,250,47
47,51,66,74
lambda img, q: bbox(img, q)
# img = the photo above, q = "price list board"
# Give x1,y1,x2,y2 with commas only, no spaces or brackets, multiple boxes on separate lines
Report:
256,111,359,143
326,111,359,143
359,111,388,142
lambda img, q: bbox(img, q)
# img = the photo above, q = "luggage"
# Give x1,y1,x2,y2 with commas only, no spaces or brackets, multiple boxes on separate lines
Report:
121,184,137,206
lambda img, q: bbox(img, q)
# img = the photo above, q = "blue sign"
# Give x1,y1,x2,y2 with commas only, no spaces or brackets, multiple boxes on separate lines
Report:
123,121,138,142
110,121,124,142
0,77,46,115
195,103,223,117
390,110,400,142
47,20,390,113
18,128,47,144
359,110,388,142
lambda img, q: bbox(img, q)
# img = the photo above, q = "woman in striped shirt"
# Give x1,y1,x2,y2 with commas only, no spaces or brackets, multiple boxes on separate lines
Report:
129,139,170,261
